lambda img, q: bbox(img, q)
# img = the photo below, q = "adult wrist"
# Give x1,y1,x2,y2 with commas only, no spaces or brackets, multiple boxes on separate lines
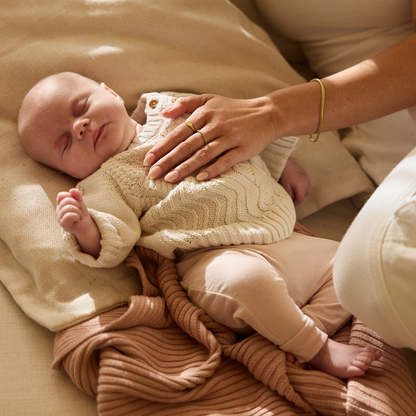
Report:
265,82,328,140
264,89,295,141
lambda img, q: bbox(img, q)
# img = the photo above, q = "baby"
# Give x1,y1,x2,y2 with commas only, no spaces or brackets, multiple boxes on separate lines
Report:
18,72,381,379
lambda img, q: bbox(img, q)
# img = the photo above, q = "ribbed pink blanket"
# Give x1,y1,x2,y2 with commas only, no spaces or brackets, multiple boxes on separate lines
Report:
52,242,416,415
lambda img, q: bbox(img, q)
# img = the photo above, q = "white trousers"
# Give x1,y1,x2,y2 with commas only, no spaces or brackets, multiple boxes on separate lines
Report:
176,232,351,362
334,147,416,350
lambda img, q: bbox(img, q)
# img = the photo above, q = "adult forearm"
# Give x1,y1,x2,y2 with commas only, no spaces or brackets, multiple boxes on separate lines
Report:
271,33,416,138
145,32,416,183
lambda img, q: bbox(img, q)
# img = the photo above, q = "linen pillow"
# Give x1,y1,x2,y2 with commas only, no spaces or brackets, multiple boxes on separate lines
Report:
0,0,372,331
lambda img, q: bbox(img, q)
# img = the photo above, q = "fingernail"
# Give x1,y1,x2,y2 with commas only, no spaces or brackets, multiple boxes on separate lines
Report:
143,153,156,166
196,171,209,181
148,166,162,179
164,170,179,182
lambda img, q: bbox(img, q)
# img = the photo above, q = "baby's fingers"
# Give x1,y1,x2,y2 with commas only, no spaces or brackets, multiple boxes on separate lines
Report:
56,191,73,206
56,204,83,231
69,188,82,201
69,188,89,217
59,212,82,231
56,192,82,220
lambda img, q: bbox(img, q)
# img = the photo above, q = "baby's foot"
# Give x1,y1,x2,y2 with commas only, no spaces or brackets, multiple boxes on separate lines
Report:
285,352,309,370
307,338,382,379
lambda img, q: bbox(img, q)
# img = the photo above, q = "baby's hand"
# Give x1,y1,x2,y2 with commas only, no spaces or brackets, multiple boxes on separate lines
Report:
56,188,94,237
56,188,102,258
279,157,311,206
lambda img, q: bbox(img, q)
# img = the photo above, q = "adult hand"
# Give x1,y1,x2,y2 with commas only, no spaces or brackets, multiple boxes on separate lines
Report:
144,94,279,182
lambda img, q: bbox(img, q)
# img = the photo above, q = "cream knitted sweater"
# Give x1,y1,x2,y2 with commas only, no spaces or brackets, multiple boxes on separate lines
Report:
64,93,299,267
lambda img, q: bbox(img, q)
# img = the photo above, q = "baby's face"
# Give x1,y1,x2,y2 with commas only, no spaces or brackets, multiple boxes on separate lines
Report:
19,72,138,179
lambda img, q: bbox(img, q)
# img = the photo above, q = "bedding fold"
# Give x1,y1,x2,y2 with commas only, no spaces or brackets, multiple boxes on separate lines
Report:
52,226,416,416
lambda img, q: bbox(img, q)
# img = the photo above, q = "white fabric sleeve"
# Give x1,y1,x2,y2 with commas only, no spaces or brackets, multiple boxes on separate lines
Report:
260,136,301,181
61,175,142,269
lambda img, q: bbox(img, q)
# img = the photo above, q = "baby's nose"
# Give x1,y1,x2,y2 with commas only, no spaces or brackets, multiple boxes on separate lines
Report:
74,119,89,140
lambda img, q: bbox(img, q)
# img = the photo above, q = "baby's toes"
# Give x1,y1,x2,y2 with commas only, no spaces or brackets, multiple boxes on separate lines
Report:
285,352,297,364
285,352,308,369
354,348,382,370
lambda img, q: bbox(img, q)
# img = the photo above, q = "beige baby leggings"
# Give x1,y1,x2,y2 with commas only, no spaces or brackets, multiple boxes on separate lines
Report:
176,232,351,362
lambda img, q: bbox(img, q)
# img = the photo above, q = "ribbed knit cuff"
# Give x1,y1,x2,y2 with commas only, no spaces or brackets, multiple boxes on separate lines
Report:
62,210,123,268
260,136,301,181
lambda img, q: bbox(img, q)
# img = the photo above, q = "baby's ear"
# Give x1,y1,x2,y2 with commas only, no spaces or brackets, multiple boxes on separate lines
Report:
100,82,125,105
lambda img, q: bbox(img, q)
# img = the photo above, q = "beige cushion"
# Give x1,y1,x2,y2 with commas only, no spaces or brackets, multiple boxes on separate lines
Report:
0,0,372,333
341,111,416,185
291,132,374,219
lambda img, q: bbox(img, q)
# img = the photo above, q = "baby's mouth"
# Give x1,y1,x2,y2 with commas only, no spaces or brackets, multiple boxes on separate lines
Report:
94,125,105,147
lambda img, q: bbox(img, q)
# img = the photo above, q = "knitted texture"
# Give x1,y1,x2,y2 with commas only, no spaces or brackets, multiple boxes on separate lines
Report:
52,240,416,416
64,93,299,267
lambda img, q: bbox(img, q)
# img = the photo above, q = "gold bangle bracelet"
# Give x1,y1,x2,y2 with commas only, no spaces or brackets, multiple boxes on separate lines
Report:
308,78,325,143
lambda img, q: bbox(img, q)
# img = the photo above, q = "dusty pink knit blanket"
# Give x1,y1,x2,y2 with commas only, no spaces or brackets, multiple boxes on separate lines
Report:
52,244,416,415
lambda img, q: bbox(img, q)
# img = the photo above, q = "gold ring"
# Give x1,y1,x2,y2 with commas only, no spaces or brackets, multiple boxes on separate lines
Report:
197,129,208,146
185,120,195,133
